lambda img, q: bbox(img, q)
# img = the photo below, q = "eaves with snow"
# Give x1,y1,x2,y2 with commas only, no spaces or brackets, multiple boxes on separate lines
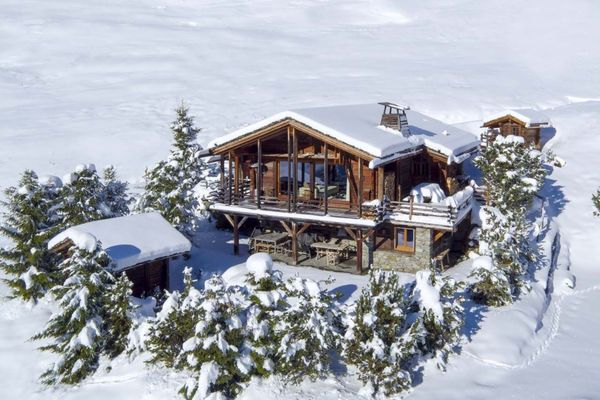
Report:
48,212,191,272
207,103,480,167
483,108,552,128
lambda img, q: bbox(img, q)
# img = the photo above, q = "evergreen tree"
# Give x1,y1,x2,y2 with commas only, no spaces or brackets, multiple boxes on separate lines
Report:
101,165,132,218
469,259,512,307
179,275,250,399
274,276,341,384
33,234,127,385
136,104,206,237
103,273,135,359
593,188,600,217
58,164,110,227
342,270,415,396
409,271,463,369
146,267,201,369
0,170,61,303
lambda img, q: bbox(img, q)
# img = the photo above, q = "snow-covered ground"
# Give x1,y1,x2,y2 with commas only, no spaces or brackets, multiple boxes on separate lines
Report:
2,0,600,399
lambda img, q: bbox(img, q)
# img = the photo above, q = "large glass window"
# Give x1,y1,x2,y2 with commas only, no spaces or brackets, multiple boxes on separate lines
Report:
314,163,349,200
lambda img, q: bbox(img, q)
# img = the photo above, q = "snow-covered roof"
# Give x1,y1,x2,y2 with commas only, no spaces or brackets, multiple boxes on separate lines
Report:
48,212,191,271
208,103,479,163
485,109,552,128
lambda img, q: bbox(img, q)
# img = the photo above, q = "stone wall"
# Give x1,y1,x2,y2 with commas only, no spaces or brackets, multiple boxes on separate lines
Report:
371,227,433,273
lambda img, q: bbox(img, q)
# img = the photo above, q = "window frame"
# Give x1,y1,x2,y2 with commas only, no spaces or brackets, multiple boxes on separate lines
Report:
394,227,416,253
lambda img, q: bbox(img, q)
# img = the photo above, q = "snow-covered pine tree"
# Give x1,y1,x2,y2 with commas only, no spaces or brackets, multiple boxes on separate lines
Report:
342,269,414,396
274,276,341,384
58,164,111,228
136,104,206,237
243,253,288,378
101,165,132,218
593,188,600,217
408,270,463,369
179,275,250,399
32,234,118,385
146,267,201,369
469,256,512,307
103,273,135,359
474,135,546,218
0,170,62,303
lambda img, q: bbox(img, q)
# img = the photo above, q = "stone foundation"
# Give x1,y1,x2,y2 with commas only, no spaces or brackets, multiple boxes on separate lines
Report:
372,227,433,273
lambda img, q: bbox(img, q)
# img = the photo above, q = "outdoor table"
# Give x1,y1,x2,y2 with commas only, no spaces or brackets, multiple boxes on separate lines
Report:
251,232,289,254
311,241,350,266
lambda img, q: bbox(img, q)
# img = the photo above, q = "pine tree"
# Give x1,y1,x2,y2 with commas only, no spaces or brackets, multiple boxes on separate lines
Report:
136,104,206,237
274,276,341,384
32,236,111,384
342,270,414,396
469,261,512,307
179,275,250,399
146,267,201,369
0,170,61,303
103,273,135,359
243,263,288,378
593,188,600,217
101,165,132,218
408,270,463,369
58,164,110,228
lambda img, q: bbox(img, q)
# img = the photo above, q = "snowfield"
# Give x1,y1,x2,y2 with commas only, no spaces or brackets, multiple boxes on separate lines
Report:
2,0,600,399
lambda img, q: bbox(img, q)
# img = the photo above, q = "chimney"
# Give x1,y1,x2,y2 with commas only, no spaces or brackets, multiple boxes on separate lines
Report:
379,102,411,136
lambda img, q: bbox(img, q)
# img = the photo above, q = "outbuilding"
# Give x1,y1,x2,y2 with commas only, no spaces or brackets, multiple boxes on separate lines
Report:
48,212,191,297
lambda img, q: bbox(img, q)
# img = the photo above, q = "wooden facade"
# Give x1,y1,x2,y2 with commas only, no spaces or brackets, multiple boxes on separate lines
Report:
482,114,543,149
209,117,474,274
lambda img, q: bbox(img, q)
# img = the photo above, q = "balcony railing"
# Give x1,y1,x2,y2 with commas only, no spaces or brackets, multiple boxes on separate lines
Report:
207,179,474,227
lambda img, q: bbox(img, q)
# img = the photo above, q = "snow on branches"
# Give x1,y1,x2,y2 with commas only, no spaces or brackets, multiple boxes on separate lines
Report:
136,104,207,237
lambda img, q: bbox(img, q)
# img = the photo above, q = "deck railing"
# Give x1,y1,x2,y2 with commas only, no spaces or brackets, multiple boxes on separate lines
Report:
208,180,473,226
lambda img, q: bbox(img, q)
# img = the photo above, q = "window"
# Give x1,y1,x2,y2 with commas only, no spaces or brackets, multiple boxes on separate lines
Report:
314,163,349,200
395,227,416,253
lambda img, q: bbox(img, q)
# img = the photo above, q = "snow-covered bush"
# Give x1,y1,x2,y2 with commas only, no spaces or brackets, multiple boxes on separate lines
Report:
0,170,62,303
178,275,249,399
409,270,463,369
342,269,414,396
32,235,133,385
342,269,464,396
146,267,201,369
136,104,207,237
274,276,341,384
469,256,512,307
593,188,600,217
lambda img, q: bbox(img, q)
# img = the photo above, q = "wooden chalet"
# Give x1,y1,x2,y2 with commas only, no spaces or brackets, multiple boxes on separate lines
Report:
482,109,551,150
206,102,480,274
48,212,191,297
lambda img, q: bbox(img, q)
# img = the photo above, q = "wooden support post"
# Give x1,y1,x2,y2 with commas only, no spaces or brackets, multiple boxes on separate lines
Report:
358,158,363,218
377,166,385,200
356,229,363,274
293,127,298,212
257,138,262,209
287,126,292,212
220,155,225,201
233,215,239,255
291,221,298,265
228,152,233,205
324,142,328,215
234,155,240,199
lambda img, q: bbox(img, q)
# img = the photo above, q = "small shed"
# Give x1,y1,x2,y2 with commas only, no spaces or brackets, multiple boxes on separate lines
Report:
482,109,551,149
49,212,191,297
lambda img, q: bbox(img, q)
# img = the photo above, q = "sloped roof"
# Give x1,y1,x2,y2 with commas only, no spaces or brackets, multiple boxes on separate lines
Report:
484,109,552,128
48,212,191,271
208,103,479,164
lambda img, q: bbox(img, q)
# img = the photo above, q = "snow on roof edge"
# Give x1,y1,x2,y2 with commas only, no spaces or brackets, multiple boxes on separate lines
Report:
485,109,552,128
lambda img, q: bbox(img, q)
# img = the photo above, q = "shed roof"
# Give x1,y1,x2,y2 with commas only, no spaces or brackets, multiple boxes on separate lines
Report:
484,109,552,128
208,103,479,164
48,212,191,271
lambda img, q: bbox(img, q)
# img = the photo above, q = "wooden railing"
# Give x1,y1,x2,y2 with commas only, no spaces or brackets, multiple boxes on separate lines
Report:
208,181,473,225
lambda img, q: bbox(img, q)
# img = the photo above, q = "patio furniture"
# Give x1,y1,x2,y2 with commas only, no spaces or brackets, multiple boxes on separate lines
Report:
311,241,350,267
250,232,289,255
